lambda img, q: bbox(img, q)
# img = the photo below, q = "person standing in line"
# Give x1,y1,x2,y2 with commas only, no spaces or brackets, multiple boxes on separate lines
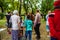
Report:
18,17,25,40
24,15,33,40
48,0,60,40
46,11,51,37
10,10,20,40
34,10,41,40
5,12,11,34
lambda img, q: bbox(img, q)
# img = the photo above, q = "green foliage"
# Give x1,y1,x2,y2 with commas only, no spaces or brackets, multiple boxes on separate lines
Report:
0,0,7,12
41,0,54,20
0,0,50,15
0,20,6,28
41,0,54,14
0,0,42,15
23,0,41,14
0,13,4,19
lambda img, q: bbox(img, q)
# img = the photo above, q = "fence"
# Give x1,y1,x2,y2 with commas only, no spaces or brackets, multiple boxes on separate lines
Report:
0,28,7,40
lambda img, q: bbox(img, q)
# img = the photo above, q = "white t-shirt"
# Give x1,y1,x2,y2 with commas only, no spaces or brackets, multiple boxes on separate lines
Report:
20,20,24,27
46,14,49,25
10,15,20,30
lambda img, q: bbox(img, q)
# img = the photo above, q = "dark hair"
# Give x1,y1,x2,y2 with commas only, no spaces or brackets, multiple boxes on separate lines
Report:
8,12,10,14
20,16,22,19
20,17,22,23
54,6,60,9
37,10,39,12
27,15,30,19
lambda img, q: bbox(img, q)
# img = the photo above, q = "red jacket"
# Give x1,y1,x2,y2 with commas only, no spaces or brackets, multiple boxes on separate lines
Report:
48,9,60,39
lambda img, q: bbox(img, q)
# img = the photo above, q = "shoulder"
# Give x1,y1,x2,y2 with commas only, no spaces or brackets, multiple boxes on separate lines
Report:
16,15,20,18
49,13,55,17
28,20,32,22
30,20,33,23
36,13,40,16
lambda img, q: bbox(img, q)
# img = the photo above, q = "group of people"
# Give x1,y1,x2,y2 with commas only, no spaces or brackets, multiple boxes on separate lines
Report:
6,10,41,40
5,0,60,40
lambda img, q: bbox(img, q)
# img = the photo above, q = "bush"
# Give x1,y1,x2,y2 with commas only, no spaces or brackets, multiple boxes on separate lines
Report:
0,13,4,19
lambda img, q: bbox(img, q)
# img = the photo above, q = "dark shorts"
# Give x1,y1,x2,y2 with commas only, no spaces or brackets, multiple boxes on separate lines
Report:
7,22,12,28
51,37,57,40
19,30,23,33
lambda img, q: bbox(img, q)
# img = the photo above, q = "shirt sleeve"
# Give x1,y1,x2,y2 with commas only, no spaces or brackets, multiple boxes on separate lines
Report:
17,16,20,23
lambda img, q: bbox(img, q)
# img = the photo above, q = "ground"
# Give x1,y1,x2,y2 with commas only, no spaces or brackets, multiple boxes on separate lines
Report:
0,19,50,40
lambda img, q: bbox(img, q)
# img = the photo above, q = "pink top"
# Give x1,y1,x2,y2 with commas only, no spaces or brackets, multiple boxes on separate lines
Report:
34,13,41,26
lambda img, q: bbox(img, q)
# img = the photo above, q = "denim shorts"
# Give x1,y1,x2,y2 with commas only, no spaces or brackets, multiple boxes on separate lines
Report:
46,25,50,32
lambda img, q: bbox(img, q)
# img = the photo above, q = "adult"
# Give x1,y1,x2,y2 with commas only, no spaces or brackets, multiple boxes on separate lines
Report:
48,0,60,40
10,10,20,40
34,10,41,40
5,12,11,33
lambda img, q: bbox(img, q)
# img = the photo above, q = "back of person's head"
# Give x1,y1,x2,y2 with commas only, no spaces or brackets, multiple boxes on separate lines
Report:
8,12,10,14
13,10,18,15
48,10,51,14
37,9,39,12
20,16,22,19
27,15,30,19
54,0,60,9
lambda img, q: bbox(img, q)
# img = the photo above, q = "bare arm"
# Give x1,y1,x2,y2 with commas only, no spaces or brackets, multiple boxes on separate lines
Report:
18,16,20,30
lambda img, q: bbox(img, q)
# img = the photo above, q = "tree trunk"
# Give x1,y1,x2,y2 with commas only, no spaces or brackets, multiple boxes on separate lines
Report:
0,6,4,13
19,0,22,16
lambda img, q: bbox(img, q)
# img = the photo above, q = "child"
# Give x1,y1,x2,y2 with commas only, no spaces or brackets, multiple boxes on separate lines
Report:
46,11,51,37
24,15,33,40
18,17,24,40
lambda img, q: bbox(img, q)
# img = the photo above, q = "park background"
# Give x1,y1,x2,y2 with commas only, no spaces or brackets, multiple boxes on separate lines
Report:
0,0,55,40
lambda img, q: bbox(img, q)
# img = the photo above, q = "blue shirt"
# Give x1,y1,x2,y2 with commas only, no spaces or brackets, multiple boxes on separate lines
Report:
24,19,33,31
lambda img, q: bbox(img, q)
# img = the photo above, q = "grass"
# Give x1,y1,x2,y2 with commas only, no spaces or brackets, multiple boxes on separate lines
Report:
0,20,6,28
41,19,46,23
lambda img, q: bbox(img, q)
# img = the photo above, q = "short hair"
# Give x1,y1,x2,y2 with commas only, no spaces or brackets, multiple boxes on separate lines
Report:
27,15,30,19
37,10,39,12
8,12,10,14
13,10,18,15
20,16,22,19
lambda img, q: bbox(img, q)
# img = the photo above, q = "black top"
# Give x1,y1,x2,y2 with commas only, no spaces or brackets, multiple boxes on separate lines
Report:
6,15,11,23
